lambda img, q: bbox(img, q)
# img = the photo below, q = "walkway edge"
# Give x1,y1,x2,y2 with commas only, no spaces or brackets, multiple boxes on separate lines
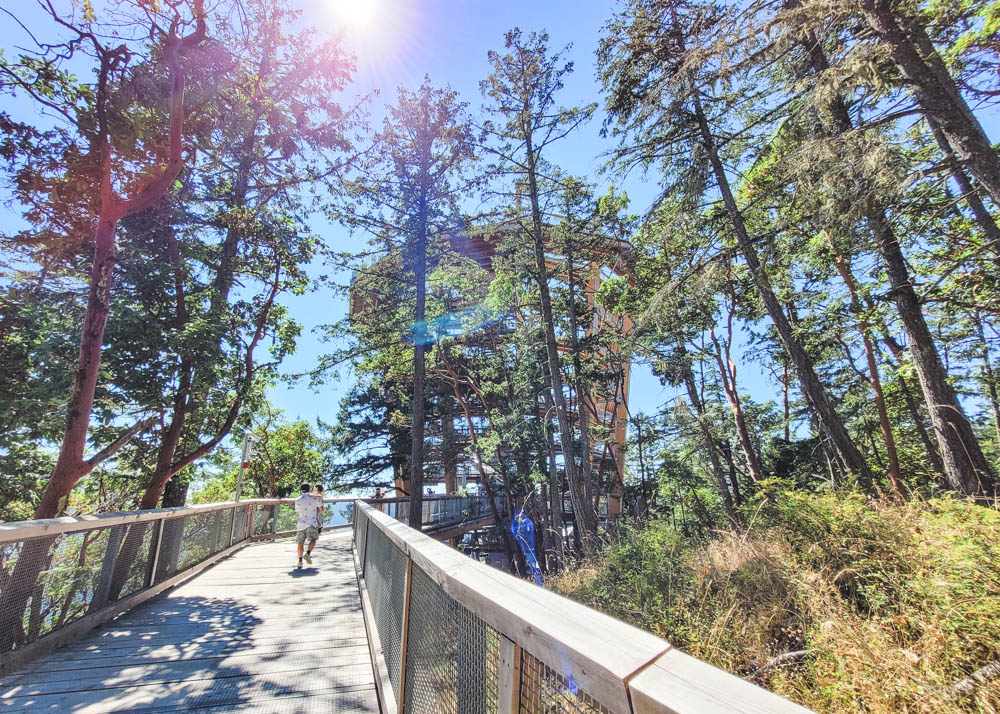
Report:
354,544,392,714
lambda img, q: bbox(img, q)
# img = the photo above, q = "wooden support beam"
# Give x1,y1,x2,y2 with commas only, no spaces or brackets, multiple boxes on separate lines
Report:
145,519,164,588
499,636,522,714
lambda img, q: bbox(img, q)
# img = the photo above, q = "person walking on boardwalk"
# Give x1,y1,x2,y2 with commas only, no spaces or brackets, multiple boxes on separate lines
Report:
313,483,325,533
294,482,321,568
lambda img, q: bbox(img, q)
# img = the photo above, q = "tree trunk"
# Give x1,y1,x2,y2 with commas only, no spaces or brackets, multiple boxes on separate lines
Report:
448,379,521,575
877,224,993,493
973,312,1000,448
542,391,568,564
690,95,872,485
0,216,120,653
860,0,1000,207
895,372,946,477
831,252,905,498
719,441,744,507
707,325,766,488
408,180,428,528
681,359,740,526
37,217,118,519
782,363,791,441
924,116,1000,259
634,417,650,521
525,135,598,553
27,0,205,526
795,24,995,496
565,238,596,518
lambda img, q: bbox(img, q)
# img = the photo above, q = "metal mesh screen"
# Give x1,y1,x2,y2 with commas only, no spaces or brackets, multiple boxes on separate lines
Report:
275,503,297,532
519,651,610,714
232,506,248,544
254,504,275,536
115,522,155,600
403,564,500,714
363,523,408,699
175,512,215,571
155,515,186,582
0,529,111,653
215,508,234,552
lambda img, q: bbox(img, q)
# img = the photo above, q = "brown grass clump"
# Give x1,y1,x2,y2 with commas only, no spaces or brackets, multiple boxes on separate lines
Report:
549,494,1000,713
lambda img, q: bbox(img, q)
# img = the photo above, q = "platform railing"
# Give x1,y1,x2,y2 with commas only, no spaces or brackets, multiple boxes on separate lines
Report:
0,498,284,676
251,494,497,539
352,500,812,714
0,493,496,677
365,493,498,529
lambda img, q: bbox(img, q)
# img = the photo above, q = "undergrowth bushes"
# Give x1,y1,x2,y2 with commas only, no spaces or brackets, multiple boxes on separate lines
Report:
550,494,1000,713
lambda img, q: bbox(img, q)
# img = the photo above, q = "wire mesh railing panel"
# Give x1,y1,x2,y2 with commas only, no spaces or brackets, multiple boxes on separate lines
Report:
0,526,129,653
176,512,217,571
403,563,500,714
214,508,234,552
253,504,275,536
364,522,407,699
519,650,611,714
115,522,155,600
275,503,297,532
232,506,248,544
155,515,186,582
0,502,264,663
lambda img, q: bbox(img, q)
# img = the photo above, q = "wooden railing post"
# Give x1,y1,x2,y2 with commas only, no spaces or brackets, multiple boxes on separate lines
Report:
498,635,522,714
397,557,414,714
145,518,164,588
361,510,372,577
228,506,238,546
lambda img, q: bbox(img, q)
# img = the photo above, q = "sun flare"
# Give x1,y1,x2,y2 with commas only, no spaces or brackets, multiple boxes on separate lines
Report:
327,0,380,34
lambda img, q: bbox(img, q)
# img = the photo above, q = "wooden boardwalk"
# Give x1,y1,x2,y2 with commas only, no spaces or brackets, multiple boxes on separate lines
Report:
0,531,379,713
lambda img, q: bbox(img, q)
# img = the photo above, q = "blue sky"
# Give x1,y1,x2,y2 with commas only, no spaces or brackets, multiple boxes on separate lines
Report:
270,0,710,429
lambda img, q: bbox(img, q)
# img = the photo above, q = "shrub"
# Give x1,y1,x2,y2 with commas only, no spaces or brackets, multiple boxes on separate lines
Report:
549,493,1000,713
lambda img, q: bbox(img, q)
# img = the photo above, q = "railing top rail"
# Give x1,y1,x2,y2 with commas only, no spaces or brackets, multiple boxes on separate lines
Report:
0,494,482,544
354,499,809,714
364,494,491,503
356,500,665,712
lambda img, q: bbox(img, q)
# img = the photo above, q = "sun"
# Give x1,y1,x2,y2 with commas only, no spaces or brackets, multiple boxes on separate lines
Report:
327,0,380,35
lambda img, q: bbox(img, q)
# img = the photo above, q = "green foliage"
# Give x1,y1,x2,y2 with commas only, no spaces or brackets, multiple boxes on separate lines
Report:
554,494,1000,712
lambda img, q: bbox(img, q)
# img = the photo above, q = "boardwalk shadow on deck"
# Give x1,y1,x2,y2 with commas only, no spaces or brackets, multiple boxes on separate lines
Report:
0,535,378,712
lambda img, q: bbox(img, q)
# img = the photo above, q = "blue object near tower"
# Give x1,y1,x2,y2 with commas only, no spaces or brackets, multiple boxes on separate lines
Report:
510,508,543,586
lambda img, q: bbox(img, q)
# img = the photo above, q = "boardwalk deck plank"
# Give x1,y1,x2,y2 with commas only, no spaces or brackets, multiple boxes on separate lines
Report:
0,531,379,713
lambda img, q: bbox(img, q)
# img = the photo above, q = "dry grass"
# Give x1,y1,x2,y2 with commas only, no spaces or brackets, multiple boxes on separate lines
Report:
549,494,1000,713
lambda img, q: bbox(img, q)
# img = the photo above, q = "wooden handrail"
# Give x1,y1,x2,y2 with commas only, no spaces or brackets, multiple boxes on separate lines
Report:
354,500,811,714
0,495,484,544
